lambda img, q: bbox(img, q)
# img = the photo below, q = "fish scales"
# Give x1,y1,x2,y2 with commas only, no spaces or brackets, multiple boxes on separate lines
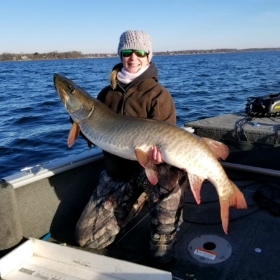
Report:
86,107,230,196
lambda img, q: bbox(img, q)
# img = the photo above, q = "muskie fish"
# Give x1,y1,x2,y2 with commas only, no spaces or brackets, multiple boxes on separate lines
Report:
54,74,247,234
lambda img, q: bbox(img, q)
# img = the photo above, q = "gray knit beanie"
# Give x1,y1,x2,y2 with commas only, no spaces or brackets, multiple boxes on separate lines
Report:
117,30,153,61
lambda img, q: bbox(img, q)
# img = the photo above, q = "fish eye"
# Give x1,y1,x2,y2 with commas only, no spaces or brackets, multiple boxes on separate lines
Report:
69,86,75,95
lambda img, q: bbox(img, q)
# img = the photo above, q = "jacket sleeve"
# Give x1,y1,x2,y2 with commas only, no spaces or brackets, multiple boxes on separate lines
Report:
149,86,177,125
97,85,111,103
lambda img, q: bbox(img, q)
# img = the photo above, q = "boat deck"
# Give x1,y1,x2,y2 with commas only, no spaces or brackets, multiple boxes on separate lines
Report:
48,171,280,280
1,148,280,279
185,112,280,170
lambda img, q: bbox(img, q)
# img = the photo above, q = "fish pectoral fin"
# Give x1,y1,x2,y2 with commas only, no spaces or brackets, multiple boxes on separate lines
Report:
135,148,159,185
202,137,229,160
68,122,93,148
219,180,247,234
68,122,80,147
187,173,205,204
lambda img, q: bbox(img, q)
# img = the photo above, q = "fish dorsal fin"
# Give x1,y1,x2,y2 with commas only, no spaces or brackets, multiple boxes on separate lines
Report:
202,137,229,160
187,173,205,204
134,148,158,185
68,122,81,147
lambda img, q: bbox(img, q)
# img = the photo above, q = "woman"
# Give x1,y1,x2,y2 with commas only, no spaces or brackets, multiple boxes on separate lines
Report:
75,30,187,264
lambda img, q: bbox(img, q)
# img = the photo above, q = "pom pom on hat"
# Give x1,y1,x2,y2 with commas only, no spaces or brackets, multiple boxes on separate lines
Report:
117,30,153,61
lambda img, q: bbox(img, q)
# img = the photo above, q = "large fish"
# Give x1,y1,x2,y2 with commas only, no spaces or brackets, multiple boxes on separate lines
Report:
54,73,247,234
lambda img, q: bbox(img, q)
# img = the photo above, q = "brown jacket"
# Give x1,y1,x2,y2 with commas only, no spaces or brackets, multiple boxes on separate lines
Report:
97,62,176,180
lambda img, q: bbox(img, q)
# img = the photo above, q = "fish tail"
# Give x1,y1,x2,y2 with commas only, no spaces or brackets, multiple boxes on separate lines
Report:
219,181,247,234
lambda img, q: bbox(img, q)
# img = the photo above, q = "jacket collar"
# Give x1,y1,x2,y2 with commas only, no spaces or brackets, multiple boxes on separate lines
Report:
110,62,159,90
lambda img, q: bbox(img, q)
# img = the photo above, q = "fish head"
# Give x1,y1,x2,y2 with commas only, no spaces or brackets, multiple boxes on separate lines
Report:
54,74,94,123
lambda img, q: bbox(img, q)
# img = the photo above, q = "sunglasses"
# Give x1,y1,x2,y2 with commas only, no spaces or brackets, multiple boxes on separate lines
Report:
121,49,148,58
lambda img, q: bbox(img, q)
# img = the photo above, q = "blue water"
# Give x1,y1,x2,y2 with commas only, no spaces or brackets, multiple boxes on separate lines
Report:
1,51,280,178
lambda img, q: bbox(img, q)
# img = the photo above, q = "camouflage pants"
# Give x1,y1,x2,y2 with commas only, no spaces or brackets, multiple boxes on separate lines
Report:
75,164,187,249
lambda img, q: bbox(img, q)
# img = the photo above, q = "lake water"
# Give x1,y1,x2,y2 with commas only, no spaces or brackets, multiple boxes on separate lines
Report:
1,51,280,178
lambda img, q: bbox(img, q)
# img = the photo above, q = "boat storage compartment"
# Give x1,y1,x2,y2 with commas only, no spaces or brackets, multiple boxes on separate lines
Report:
0,238,172,280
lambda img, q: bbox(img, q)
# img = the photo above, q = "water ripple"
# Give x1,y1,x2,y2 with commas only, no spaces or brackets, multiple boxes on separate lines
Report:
1,52,280,177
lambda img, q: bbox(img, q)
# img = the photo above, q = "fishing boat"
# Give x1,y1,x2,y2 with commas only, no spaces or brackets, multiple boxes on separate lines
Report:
1,114,280,280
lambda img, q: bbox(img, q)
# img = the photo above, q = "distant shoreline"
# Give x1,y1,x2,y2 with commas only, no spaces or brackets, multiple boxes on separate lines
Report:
1,48,279,62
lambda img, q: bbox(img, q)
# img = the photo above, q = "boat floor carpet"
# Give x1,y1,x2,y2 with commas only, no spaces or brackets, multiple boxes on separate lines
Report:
49,178,280,280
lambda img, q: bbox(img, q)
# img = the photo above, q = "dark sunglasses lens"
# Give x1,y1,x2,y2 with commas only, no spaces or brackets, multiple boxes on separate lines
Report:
122,50,148,58
122,50,133,57
135,50,147,57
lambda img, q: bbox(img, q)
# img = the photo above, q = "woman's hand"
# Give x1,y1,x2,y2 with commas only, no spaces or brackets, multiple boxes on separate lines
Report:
149,146,164,164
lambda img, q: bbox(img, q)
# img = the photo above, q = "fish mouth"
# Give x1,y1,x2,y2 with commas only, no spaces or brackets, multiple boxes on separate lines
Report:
53,73,61,94
54,74,67,103
53,73,86,119
54,73,75,108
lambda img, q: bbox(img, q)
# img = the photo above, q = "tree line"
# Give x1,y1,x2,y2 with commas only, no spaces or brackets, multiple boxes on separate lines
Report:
0,51,116,61
1,48,280,62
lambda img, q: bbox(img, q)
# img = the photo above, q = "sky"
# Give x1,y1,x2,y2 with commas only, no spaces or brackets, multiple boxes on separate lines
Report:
1,0,280,54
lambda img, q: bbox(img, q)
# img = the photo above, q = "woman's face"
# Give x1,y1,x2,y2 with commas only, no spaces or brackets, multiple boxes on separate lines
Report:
122,50,149,74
